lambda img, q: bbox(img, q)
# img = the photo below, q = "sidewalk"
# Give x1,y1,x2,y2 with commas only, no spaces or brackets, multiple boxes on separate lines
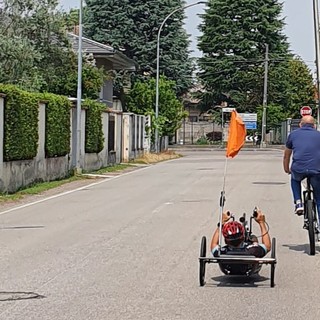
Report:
168,143,285,152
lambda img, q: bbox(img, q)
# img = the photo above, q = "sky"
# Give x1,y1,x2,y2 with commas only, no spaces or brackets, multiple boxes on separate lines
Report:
59,0,316,72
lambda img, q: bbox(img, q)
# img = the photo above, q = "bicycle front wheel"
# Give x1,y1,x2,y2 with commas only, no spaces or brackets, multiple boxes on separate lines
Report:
306,200,316,256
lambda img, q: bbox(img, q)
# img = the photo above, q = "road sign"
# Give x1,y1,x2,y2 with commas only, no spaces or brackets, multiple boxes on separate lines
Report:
238,113,258,122
222,107,235,113
244,121,257,130
300,106,312,116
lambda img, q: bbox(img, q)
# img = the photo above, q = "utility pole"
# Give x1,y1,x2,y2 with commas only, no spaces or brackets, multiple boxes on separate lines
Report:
313,0,320,129
261,44,269,148
75,0,83,173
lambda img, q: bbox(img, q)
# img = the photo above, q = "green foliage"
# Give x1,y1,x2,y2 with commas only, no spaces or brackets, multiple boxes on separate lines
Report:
83,99,106,153
41,93,71,157
84,0,193,95
196,137,209,145
0,0,106,98
198,0,291,111
126,77,186,136
0,84,39,161
257,104,288,132
286,57,315,118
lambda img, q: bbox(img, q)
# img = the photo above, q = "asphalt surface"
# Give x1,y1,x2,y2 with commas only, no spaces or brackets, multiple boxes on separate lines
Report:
0,150,319,320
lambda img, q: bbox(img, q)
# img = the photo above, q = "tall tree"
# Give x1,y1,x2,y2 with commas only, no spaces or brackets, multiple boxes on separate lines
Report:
197,0,291,112
0,0,105,98
286,57,315,118
84,0,193,95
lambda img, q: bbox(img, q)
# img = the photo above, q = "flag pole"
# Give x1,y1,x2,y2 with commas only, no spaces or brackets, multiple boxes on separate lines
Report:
218,157,229,251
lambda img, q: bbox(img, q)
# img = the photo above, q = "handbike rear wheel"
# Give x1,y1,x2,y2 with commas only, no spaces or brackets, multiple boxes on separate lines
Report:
199,236,207,287
306,200,316,256
270,237,276,288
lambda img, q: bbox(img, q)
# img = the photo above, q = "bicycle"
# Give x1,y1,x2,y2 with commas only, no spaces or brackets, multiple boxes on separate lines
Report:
302,177,320,255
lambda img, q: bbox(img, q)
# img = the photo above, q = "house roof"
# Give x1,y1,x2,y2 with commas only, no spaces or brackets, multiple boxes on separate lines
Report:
68,33,137,71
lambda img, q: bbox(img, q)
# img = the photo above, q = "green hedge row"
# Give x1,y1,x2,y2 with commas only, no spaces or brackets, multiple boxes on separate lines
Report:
83,99,106,154
1,85,39,161
42,93,71,158
0,85,107,161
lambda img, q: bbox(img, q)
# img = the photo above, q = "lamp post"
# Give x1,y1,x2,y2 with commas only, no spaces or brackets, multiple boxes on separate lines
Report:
155,1,207,153
75,0,83,173
260,44,269,148
313,0,320,129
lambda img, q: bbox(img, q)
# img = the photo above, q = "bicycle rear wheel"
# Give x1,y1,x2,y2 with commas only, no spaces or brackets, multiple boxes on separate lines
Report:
306,200,316,255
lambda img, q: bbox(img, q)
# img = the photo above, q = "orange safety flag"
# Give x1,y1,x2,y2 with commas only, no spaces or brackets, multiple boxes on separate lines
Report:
226,110,247,158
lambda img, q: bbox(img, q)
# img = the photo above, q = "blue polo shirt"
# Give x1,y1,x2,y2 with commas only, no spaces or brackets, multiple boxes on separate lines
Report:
286,124,320,173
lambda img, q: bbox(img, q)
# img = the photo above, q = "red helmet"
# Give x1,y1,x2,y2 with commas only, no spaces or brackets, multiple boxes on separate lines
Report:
222,221,245,243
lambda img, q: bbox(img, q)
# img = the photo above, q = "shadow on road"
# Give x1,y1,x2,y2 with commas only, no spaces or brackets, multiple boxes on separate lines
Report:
207,275,270,288
0,291,45,302
282,244,319,254
0,225,45,230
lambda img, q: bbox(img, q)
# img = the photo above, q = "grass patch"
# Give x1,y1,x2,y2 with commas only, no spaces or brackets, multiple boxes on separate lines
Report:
90,164,133,175
131,151,181,164
0,175,87,203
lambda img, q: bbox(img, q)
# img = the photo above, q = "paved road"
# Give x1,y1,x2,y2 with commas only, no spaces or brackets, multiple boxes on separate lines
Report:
0,150,319,320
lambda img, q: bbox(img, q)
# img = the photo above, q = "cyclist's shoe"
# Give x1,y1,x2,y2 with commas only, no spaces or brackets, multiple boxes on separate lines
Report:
294,202,304,216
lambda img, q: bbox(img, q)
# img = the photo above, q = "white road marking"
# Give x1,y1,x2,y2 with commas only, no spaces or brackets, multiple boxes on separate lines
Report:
0,165,152,216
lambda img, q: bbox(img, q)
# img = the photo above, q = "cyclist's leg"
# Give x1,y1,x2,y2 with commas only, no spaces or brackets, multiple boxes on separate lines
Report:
290,170,305,204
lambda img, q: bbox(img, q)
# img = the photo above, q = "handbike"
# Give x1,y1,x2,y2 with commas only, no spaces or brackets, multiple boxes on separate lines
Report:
199,210,277,288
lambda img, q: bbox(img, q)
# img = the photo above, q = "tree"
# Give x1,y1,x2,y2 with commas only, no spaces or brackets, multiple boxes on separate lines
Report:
0,0,106,98
84,0,193,95
197,0,291,112
286,57,315,118
126,77,187,137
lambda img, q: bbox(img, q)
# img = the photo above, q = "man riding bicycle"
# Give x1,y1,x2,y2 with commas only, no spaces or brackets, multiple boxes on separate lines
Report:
283,115,320,223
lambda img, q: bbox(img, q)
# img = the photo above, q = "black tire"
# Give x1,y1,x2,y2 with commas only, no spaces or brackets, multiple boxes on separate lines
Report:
307,200,316,256
199,236,207,287
270,238,276,288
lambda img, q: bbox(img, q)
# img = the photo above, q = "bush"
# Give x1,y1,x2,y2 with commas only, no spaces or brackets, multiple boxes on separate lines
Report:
196,136,209,145
1,84,39,161
206,131,222,142
41,93,71,158
83,99,107,153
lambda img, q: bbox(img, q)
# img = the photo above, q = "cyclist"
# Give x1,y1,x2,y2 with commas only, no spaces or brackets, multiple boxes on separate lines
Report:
210,209,271,258
283,115,320,221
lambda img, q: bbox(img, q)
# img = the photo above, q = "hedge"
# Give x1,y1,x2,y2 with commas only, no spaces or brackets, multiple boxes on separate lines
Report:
41,93,71,157
83,99,106,153
0,84,39,161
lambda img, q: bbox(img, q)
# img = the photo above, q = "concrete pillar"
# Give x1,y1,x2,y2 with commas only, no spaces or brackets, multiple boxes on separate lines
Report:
134,114,138,154
138,116,142,150
122,113,131,162
0,94,4,176
115,113,122,163
80,109,86,167
101,112,109,166
70,107,77,169
37,102,46,160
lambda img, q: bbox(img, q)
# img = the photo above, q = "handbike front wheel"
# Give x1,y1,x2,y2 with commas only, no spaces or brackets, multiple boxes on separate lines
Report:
306,200,316,256
270,238,276,288
199,236,207,287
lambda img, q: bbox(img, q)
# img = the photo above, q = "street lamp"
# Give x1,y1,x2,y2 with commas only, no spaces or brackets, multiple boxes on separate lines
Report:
154,1,207,153
75,0,83,173
313,0,320,129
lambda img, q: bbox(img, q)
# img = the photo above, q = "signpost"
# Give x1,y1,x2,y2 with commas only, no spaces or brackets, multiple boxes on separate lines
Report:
300,106,312,116
238,113,257,130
